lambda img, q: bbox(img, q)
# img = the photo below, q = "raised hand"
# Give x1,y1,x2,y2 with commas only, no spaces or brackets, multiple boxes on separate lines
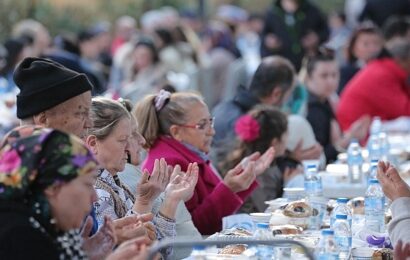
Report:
223,160,256,193
291,140,322,161
377,161,410,201
106,236,154,260
165,163,199,202
393,240,410,260
134,158,171,213
113,213,156,244
248,147,275,176
143,221,157,242
160,163,199,219
82,215,117,260
348,115,372,141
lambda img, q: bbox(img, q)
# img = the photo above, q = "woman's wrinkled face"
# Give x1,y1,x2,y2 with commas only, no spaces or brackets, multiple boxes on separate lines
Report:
306,61,339,99
133,45,154,71
175,102,215,154
47,172,97,231
95,118,131,174
353,32,382,63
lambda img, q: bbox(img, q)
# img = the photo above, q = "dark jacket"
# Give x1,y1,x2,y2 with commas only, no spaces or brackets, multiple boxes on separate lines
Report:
359,0,410,27
338,62,361,95
212,86,260,146
0,202,59,260
306,91,339,163
260,0,329,70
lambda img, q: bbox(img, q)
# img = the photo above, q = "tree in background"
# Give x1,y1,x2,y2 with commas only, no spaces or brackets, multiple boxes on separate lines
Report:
0,0,344,42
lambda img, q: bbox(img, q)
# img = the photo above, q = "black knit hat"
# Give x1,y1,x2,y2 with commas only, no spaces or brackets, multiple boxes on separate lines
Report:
14,57,93,119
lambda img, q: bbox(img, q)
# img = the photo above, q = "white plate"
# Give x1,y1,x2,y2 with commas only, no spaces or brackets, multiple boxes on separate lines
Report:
249,212,271,223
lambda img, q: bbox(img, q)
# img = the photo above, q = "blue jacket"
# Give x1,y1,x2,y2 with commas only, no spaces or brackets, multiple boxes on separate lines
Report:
212,86,260,146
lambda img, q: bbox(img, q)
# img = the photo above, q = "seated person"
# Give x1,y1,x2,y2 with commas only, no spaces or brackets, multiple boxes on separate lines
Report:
338,23,382,94
117,98,201,259
217,105,302,213
337,17,410,132
86,97,198,258
135,90,274,235
377,161,410,245
304,50,370,163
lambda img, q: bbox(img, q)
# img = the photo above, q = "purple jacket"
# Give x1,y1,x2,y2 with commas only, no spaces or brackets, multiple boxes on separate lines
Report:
142,136,258,235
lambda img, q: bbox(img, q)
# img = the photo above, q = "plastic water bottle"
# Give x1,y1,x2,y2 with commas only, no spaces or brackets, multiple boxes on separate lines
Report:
304,164,323,196
253,222,273,258
308,196,327,230
333,214,352,259
370,117,382,135
189,245,207,259
316,229,339,260
365,179,385,232
367,159,378,184
378,132,390,161
330,198,352,228
347,140,364,184
367,134,381,162
368,117,382,161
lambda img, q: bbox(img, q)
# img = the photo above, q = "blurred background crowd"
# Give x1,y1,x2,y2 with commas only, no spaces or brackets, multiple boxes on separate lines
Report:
0,0,409,259
0,0,406,131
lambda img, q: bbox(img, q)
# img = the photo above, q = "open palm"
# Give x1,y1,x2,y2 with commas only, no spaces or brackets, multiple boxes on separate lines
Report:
136,158,171,204
253,147,275,176
165,163,199,202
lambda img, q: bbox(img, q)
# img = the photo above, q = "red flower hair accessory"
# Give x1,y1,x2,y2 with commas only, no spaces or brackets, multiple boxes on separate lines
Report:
235,114,260,142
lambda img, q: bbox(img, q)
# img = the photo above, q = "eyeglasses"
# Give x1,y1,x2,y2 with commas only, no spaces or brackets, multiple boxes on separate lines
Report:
180,117,215,131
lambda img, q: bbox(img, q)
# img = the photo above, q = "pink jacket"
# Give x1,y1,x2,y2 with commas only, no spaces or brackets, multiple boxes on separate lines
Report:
142,136,258,235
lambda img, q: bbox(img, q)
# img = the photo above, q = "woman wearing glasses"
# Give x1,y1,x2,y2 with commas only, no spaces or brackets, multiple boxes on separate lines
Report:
135,90,275,235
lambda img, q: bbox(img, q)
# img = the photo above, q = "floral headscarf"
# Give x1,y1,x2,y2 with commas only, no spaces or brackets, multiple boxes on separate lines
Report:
0,126,99,259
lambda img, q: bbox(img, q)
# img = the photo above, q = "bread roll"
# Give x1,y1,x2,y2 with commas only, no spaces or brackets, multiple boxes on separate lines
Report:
347,197,365,215
218,244,247,255
221,228,252,237
271,224,303,235
283,201,312,218
372,248,393,260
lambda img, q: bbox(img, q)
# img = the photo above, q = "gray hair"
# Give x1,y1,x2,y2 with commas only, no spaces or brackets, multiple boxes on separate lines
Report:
20,117,35,126
88,97,131,140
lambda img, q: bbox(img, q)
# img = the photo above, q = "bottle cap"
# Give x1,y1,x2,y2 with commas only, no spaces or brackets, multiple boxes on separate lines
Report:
193,245,206,250
256,222,269,229
366,235,385,246
369,179,379,184
337,198,349,203
335,214,348,220
307,164,316,169
322,229,334,235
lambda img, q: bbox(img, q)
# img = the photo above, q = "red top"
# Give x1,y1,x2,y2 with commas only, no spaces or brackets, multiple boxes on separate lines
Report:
142,136,258,235
337,58,410,131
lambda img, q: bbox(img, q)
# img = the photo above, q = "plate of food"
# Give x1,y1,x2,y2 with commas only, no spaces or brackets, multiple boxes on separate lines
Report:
207,227,253,241
269,200,312,229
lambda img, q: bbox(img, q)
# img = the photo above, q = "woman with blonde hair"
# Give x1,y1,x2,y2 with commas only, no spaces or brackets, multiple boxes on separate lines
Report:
135,90,274,235
86,97,198,258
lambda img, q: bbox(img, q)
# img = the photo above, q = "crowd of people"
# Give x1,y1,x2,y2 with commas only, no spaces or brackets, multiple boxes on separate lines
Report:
0,0,409,259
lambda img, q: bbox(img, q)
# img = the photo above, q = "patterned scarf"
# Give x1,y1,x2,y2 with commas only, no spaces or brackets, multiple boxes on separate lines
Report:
0,126,99,259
